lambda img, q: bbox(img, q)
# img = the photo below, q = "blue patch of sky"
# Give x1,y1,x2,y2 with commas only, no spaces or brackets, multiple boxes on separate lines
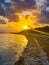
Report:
4,0,11,3
35,0,45,6
37,2,45,6
1,2,6,11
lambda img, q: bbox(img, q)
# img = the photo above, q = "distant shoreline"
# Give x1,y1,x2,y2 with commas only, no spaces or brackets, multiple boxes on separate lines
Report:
0,30,49,36
0,32,19,34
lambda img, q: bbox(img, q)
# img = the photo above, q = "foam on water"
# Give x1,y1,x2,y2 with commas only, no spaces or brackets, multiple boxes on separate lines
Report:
0,34,28,65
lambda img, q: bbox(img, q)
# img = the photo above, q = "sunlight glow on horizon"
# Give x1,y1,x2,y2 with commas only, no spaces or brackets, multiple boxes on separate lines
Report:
15,9,41,28
23,25,29,30
0,8,49,32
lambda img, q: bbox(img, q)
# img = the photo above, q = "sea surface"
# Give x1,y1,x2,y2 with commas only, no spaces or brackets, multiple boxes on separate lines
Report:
0,34,28,65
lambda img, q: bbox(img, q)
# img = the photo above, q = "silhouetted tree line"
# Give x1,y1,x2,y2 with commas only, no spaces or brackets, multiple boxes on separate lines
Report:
35,26,49,33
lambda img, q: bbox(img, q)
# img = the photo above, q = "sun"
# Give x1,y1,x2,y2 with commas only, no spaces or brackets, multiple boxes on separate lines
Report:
23,25,29,30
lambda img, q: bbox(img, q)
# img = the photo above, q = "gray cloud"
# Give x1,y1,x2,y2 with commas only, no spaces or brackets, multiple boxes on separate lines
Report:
0,0,36,22
37,6,49,24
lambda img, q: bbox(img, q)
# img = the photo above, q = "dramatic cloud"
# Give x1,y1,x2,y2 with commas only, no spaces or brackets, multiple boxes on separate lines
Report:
0,0,36,21
0,0,49,28
35,0,49,26
13,0,36,10
37,8,49,26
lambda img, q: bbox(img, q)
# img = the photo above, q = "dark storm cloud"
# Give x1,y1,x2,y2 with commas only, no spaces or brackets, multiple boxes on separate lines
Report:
40,0,49,24
38,18,49,24
0,0,36,22
12,0,36,10
35,0,49,24
45,0,49,6
8,14,19,22
37,5,49,25
0,20,6,24
38,11,49,24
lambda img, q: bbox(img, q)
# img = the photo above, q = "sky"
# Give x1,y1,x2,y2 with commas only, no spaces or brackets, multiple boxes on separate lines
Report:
0,0,49,32
4,0,11,3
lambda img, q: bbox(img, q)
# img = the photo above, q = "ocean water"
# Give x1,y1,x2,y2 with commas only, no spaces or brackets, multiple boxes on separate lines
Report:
0,34,28,65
